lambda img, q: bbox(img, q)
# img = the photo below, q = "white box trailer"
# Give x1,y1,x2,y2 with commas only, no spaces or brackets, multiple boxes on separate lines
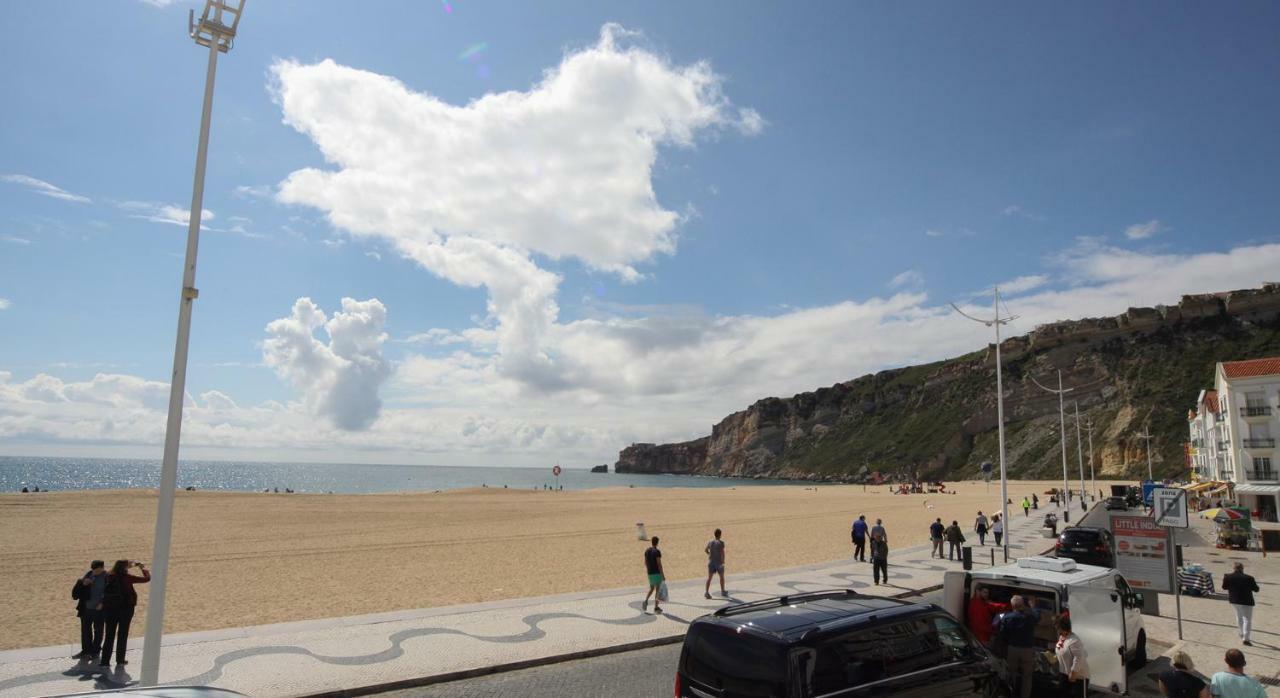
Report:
942,557,1148,695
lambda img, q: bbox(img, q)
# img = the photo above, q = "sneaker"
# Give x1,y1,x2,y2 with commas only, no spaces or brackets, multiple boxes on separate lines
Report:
704,592,711,599
98,661,109,668
642,599,648,612
71,651,88,659
654,606,663,614
720,591,728,598
1244,640,1253,646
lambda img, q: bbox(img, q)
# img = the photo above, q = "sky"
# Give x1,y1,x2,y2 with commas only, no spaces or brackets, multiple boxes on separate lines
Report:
2,1,1279,467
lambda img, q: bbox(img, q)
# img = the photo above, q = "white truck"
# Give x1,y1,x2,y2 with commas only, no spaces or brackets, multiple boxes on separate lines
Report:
943,556,1147,695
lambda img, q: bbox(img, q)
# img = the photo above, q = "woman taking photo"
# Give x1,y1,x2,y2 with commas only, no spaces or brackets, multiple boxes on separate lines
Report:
99,560,149,668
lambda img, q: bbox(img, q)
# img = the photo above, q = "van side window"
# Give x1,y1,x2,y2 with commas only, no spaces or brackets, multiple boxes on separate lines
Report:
809,617,950,693
1115,575,1132,595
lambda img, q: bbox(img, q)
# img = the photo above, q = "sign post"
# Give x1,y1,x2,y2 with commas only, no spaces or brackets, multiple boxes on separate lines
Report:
1152,487,1189,640
552,464,562,490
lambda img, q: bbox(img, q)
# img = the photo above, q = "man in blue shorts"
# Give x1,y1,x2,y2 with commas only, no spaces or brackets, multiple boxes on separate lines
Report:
704,529,726,599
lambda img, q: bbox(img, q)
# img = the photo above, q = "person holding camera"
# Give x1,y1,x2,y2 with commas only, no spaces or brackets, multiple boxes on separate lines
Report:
99,560,150,667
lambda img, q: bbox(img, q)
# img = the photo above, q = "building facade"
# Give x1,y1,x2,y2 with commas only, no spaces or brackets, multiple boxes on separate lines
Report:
1216,357,1280,522
1187,389,1224,480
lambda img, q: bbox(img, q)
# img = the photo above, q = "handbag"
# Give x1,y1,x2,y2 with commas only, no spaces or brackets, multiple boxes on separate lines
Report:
657,581,669,602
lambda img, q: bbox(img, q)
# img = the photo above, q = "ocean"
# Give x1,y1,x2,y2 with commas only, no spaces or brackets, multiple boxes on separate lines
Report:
0,456,794,494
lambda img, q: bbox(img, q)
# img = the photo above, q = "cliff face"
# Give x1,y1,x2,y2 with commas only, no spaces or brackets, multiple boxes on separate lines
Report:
616,284,1280,481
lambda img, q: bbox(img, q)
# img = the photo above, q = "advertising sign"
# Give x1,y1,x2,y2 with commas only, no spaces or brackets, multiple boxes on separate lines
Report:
1111,514,1173,592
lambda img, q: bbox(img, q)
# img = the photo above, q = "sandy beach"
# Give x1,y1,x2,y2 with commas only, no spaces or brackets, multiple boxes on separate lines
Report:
0,479,1119,650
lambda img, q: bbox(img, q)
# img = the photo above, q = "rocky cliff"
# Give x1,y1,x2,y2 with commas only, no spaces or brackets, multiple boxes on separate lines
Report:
616,284,1280,481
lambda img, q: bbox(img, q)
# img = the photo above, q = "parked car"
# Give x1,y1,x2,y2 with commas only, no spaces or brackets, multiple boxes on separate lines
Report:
943,556,1147,696
1054,526,1116,567
1105,496,1129,511
675,589,1008,697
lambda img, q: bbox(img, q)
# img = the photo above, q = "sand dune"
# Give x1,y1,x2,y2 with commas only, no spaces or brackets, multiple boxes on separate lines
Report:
0,479,1116,650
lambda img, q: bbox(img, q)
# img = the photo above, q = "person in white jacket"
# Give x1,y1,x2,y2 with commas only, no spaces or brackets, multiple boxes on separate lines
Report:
1053,616,1089,696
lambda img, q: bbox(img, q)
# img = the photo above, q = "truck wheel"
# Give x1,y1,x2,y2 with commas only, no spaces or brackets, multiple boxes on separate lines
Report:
1132,630,1147,667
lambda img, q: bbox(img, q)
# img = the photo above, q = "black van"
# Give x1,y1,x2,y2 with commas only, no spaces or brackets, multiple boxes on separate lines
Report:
675,590,1008,697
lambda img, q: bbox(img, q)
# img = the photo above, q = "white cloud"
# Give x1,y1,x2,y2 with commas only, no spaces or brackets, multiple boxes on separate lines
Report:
1001,205,1046,222
233,185,273,199
272,24,760,390
0,298,10,310
889,270,924,289
1,174,91,204
1124,219,1162,240
996,274,1049,295
262,297,392,430
120,201,214,227
925,229,945,237
365,251,381,261
2,234,32,245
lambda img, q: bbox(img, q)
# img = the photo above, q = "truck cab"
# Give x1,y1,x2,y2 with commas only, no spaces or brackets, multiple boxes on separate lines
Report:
942,556,1147,695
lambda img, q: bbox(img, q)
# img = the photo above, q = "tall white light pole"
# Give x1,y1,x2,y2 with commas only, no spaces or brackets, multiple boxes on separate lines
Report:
1139,425,1155,482
952,287,1017,561
1030,370,1074,522
141,1,245,686
1073,401,1087,511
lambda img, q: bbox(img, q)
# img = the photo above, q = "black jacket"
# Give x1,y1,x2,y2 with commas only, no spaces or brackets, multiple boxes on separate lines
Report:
71,572,91,618
1223,571,1259,606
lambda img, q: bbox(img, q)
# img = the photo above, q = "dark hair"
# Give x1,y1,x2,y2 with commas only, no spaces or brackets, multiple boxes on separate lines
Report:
1225,649,1246,669
111,560,129,576
1055,616,1072,633
651,536,660,546
951,520,958,526
90,560,105,569
714,529,721,537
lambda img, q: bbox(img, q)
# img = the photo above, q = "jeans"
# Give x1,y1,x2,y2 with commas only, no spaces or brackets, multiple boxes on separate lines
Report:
872,558,887,585
931,538,944,558
1232,603,1254,642
101,607,135,665
80,610,104,654
948,541,961,560
978,531,986,545
852,537,865,561
994,531,1004,546
1007,646,1036,698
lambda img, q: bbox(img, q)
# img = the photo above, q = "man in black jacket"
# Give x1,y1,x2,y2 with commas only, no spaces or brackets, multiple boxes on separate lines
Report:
71,560,107,659
1222,562,1260,646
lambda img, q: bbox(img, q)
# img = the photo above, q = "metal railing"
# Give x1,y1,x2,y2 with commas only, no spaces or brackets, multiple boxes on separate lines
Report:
1241,406,1273,417
1243,438,1276,448
1246,469,1277,481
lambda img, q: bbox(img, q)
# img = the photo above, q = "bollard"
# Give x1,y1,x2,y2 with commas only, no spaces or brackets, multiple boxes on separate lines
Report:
990,548,996,567
636,522,648,540
962,545,973,571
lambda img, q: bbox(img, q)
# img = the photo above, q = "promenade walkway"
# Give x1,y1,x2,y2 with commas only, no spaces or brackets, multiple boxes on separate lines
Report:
0,500,1069,697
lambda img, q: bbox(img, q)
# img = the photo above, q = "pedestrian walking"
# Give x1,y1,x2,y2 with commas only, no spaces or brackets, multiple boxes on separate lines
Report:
870,518,886,542
704,529,726,599
997,595,1042,698
945,520,966,560
71,560,107,660
870,531,889,586
975,510,989,546
1022,497,1031,517
1222,562,1260,646
1032,494,1039,510
1157,649,1210,698
966,586,1008,645
1052,616,1089,697
992,514,1004,547
1209,649,1266,698
929,517,945,558
642,536,665,614
99,560,149,667
851,515,868,562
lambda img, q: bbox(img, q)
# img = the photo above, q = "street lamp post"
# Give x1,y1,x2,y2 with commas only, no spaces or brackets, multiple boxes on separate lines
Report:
141,1,245,686
1073,402,1087,511
1083,420,1096,499
952,287,1017,561
1030,370,1074,522
1139,426,1155,482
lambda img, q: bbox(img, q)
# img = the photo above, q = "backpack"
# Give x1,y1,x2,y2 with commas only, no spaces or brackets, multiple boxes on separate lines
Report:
71,577,87,601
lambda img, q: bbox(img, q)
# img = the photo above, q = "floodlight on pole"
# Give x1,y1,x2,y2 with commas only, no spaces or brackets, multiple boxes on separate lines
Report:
1073,401,1087,511
1139,425,1155,482
1029,370,1074,523
141,0,245,687
951,287,1017,561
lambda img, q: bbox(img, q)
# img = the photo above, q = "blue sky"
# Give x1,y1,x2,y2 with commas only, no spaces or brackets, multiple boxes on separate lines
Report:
2,1,1278,465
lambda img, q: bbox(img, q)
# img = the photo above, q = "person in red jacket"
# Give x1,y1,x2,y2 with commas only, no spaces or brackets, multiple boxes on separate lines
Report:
967,586,1009,644
99,560,149,667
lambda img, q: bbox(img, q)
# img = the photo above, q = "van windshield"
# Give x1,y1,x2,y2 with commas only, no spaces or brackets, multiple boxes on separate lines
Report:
681,623,787,697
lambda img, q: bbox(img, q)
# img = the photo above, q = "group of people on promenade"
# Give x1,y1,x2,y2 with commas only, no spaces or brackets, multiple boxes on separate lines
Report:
641,529,728,614
849,515,890,585
71,559,149,669
927,510,1006,559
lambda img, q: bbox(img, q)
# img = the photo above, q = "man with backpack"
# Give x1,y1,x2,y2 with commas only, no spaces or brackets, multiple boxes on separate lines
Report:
71,560,107,660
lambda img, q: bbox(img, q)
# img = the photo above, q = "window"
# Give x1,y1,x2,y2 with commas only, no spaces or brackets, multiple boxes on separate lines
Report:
1246,392,1266,408
809,617,951,693
1255,457,1273,471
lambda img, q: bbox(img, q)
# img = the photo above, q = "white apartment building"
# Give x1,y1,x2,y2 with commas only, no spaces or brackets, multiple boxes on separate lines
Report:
1216,357,1280,522
1187,389,1223,480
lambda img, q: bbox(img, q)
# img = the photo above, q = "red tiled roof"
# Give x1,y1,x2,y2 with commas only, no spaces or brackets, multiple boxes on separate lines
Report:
1202,389,1219,414
1222,357,1280,379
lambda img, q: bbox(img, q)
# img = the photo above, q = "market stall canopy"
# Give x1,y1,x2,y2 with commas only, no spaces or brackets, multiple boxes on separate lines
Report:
1202,507,1247,521
1235,483,1280,496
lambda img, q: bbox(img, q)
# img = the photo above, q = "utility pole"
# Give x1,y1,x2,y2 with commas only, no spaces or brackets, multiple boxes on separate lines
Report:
1139,425,1155,482
1074,402,1087,511
1083,420,1097,499
952,288,1017,561
142,1,245,687
1029,370,1074,522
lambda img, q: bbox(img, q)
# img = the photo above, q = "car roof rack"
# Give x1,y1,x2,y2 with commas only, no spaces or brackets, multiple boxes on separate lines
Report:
713,588,869,617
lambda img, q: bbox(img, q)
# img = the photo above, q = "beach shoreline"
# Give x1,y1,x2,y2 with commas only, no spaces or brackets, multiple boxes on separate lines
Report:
0,479,1121,651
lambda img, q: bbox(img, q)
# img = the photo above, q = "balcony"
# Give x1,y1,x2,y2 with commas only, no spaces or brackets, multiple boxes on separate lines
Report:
1191,438,1205,448
1243,438,1276,449
1241,406,1273,417
1218,440,1229,451
1246,469,1277,481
